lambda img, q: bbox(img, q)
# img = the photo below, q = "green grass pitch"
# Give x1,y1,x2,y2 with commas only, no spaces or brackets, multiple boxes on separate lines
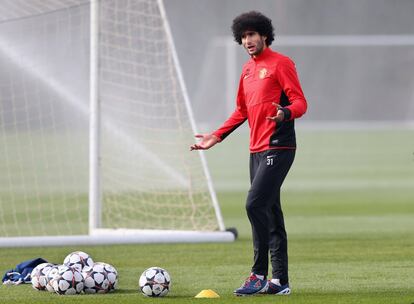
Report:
1,129,414,303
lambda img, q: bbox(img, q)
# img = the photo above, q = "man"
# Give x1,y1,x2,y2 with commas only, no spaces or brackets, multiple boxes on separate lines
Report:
190,11,307,296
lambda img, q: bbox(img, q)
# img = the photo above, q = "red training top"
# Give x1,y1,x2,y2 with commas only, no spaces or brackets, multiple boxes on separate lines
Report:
212,47,307,153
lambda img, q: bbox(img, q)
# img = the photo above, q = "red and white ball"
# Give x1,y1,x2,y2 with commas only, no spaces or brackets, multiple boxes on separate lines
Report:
139,267,171,297
45,264,60,292
82,264,110,294
30,263,55,291
63,251,94,272
52,265,84,295
94,262,118,291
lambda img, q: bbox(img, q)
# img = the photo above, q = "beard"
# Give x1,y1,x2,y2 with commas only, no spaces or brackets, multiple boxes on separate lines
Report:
245,38,266,56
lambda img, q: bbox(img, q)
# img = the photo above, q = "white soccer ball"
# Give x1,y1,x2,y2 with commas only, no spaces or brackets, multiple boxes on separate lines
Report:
52,265,84,295
30,263,55,291
82,264,110,294
45,265,60,292
139,267,171,297
63,251,94,272
94,262,118,291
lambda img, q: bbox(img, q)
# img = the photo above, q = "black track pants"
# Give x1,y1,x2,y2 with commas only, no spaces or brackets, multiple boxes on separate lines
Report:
246,149,295,284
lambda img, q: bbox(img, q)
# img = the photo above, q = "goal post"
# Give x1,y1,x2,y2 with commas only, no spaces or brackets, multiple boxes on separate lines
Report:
89,0,101,233
0,0,234,247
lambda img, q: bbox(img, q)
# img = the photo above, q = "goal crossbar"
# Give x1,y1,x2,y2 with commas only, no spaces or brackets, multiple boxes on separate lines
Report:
0,230,234,247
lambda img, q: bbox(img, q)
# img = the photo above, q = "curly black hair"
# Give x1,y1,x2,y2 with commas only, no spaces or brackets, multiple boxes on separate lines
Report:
231,11,275,46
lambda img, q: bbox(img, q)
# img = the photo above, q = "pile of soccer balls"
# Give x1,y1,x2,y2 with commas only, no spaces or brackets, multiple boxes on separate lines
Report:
30,251,118,295
31,250,171,297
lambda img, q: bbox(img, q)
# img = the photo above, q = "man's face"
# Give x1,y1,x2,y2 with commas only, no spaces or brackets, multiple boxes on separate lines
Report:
241,30,267,57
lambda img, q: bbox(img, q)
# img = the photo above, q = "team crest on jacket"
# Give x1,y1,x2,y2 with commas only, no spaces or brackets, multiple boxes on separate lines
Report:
259,68,267,79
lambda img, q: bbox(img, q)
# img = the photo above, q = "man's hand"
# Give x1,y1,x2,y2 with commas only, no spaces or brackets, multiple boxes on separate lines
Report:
190,134,220,151
266,102,285,123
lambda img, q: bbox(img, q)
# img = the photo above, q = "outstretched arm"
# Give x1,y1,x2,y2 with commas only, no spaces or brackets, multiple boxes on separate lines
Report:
190,134,220,151
190,73,247,151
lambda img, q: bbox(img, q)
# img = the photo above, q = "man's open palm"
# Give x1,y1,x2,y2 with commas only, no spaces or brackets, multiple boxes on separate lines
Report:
266,102,285,123
190,134,219,151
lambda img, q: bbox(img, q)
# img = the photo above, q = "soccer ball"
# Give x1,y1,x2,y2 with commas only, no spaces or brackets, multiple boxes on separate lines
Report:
45,265,60,292
82,264,110,294
52,265,84,295
30,263,55,290
63,251,94,272
139,267,171,297
95,262,118,291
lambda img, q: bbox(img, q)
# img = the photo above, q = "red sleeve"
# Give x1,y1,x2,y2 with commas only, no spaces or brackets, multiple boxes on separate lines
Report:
212,74,247,141
275,58,307,119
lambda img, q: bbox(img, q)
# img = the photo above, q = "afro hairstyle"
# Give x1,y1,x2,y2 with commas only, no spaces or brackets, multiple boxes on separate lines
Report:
231,11,275,46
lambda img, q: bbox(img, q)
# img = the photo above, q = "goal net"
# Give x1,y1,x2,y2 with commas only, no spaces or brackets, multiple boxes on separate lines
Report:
0,0,233,246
